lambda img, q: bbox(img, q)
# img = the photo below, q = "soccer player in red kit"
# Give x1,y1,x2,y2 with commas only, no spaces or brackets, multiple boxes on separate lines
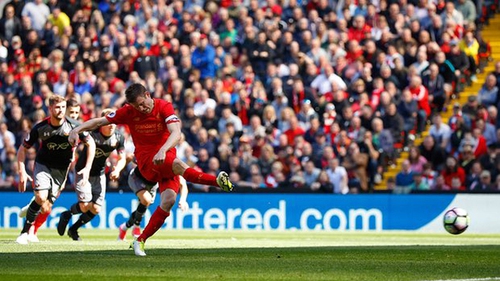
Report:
68,83,233,256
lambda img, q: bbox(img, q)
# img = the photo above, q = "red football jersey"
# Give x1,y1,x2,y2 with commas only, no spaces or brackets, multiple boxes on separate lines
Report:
105,99,180,167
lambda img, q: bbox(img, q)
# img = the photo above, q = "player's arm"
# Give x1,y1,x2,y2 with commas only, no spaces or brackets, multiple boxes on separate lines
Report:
17,128,38,192
178,176,189,211
16,145,32,193
110,149,127,181
76,134,96,186
68,117,111,146
153,117,181,165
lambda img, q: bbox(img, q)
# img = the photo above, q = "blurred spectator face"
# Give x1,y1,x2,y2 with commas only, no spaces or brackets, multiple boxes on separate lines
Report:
348,142,359,155
208,157,220,172
293,80,304,92
402,89,413,102
446,157,457,168
198,149,209,162
199,36,209,49
26,30,38,44
429,64,439,78
371,118,383,133
423,136,434,149
22,15,32,29
401,160,410,172
463,32,473,44
304,161,315,173
389,4,399,17
354,16,365,29
5,5,15,19
488,106,498,120
445,2,455,13
78,72,87,84
486,74,497,88
11,36,22,50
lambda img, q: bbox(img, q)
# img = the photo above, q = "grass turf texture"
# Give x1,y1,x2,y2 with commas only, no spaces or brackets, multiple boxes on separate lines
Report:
1,229,500,281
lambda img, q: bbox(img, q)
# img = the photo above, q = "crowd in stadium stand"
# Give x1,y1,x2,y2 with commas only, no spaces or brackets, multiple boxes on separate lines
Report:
0,0,499,193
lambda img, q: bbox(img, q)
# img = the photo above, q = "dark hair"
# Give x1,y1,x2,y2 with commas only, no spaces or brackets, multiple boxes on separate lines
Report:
125,83,147,103
66,98,80,108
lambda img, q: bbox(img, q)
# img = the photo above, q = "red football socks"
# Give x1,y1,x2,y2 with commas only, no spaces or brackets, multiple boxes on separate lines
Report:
33,212,50,234
183,167,218,187
137,206,170,242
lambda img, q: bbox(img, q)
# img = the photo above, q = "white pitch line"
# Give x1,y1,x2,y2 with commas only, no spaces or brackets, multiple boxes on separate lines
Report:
422,277,500,281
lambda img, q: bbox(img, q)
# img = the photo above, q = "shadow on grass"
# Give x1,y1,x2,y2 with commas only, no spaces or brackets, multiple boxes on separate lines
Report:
1,245,500,281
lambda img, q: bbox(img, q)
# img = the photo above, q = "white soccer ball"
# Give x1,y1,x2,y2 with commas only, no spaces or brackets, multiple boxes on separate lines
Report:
443,207,470,235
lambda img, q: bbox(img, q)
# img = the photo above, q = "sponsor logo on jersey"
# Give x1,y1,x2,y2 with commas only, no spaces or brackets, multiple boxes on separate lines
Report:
47,142,71,150
108,112,116,118
95,148,110,158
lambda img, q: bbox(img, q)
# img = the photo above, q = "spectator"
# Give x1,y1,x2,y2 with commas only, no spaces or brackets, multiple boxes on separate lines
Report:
398,89,418,133
442,156,466,191
455,0,476,27
475,118,497,146
191,33,216,80
422,63,446,113
395,160,414,193
469,170,495,191
193,89,216,117
311,170,335,193
381,103,405,144
0,4,22,42
325,158,348,194
343,142,369,192
477,74,498,108
429,115,452,149
134,44,159,80
218,106,243,134
302,159,320,187
420,136,447,171
407,75,431,123
47,6,70,36
432,174,452,191
21,0,50,34
410,172,431,191
409,146,428,174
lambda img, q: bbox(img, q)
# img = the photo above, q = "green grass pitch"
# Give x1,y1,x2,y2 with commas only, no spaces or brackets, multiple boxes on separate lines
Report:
1,229,500,281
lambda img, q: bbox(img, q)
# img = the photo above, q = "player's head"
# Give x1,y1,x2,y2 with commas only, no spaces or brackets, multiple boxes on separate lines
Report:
49,94,67,120
66,98,81,120
100,108,117,136
125,83,154,114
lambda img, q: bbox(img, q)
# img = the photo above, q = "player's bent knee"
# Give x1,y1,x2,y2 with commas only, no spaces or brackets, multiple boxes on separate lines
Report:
159,196,176,211
140,198,152,206
41,203,52,214
79,202,90,212
91,204,101,214
172,158,188,175
138,191,153,206
34,191,49,205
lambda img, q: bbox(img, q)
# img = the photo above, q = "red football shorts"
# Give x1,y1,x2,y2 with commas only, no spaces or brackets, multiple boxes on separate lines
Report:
139,149,180,194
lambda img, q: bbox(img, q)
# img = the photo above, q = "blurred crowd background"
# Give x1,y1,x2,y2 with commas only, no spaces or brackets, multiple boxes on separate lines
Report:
1,0,500,194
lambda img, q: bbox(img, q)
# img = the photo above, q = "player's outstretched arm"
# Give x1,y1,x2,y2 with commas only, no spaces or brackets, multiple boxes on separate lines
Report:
178,176,189,211
76,135,96,188
110,149,127,181
68,117,111,146
152,120,181,165
16,146,33,193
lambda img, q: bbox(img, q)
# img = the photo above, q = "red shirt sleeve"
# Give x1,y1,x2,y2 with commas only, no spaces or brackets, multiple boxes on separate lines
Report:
105,105,132,125
159,100,180,125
